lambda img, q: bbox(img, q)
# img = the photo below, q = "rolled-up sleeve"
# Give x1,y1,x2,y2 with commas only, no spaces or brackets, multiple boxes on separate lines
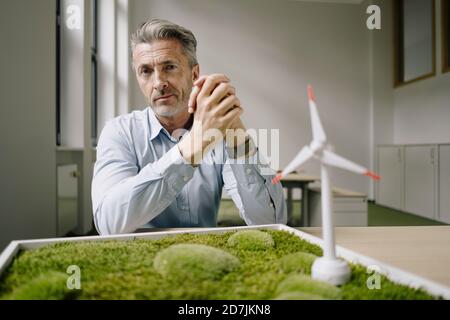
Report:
222,142,287,225
91,121,194,235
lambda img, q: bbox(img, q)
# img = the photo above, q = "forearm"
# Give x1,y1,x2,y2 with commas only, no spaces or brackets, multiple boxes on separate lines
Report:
93,145,195,235
224,145,287,225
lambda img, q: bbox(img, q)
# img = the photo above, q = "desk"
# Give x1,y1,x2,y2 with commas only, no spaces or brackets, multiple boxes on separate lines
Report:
299,226,450,287
280,174,320,227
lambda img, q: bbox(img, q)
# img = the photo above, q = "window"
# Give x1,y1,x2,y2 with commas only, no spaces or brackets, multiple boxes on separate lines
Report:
443,0,450,73
56,0,61,146
91,0,98,146
393,0,436,87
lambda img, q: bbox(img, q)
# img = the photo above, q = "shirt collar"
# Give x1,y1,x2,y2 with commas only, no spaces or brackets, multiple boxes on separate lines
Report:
148,107,168,141
147,107,191,142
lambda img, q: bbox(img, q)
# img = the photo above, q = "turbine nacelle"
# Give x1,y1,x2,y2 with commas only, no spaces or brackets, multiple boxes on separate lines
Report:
309,140,326,156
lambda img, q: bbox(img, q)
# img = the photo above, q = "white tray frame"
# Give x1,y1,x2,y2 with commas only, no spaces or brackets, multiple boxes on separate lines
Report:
0,224,449,299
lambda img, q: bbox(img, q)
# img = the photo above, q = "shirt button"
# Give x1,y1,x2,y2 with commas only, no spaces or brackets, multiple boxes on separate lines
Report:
183,176,189,182
246,168,252,174
270,203,274,208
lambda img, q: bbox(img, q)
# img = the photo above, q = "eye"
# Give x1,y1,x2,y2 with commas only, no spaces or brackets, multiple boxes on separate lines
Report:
140,67,152,76
166,64,177,71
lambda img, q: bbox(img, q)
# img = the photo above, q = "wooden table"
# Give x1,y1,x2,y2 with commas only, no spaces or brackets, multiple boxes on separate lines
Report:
299,226,450,287
280,173,320,227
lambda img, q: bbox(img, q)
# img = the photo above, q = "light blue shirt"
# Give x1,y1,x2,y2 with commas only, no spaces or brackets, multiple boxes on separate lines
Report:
91,107,287,235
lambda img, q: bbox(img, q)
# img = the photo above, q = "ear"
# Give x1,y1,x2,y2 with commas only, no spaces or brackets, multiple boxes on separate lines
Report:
192,64,200,82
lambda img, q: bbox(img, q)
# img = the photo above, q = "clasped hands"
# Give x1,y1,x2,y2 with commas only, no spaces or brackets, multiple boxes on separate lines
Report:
178,74,250,165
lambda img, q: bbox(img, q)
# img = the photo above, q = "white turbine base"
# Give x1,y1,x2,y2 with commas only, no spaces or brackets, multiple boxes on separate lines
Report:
311,257,351,286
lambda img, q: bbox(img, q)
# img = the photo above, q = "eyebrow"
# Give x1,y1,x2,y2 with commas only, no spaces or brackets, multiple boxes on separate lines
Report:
138,59,178,70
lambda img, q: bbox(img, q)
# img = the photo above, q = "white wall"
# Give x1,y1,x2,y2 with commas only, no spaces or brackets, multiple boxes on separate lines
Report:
394,74,450,144
129,0,372,196
0,0,57,250
393,0,450,144
370,0,450,145
368,0,395,199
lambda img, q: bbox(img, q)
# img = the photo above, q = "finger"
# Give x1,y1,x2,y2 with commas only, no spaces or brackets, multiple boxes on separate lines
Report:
188,75,209,112
189,75,228,112
222,106,243,126
210,83,236,105
188,85,200,113
193,75,208,87
198,74,231,100
196,73,229,86
224,97,241,115
216,95,241,117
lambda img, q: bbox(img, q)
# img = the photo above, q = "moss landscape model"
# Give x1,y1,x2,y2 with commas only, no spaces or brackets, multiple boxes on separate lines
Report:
0,229,438,300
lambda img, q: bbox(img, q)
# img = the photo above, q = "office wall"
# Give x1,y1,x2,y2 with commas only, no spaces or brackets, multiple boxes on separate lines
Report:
0,0,57,249
394,75,450,144
367,0,395,199
370,0,450,145
129,0,372,196
393,0,450,144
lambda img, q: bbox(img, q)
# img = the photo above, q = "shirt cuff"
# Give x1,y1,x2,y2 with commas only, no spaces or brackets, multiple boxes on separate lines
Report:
225,135,257,159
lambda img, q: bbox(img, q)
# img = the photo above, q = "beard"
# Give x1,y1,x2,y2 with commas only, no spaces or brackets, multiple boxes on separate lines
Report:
151,100,185,117
149,82,191,118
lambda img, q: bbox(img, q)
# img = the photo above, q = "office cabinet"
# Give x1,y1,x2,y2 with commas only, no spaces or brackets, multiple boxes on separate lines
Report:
439,145,450,224
404,145,437,220
309,187,368,227
377,146,404,211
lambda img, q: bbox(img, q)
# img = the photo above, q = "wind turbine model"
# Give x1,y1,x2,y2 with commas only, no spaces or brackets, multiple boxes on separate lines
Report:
272,85,380,286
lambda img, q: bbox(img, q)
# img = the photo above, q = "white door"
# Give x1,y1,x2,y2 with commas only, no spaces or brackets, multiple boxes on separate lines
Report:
404,145,437,220
377,146,404,210
439,145,450,224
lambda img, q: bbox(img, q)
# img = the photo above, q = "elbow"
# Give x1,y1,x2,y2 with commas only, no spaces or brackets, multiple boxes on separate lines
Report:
93,202,132,236
93,206,115,236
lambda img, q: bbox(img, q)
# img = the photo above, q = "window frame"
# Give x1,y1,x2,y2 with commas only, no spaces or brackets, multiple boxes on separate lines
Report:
91,0,98,147
443,0,450,73
56,0,62,146
393,0,437,87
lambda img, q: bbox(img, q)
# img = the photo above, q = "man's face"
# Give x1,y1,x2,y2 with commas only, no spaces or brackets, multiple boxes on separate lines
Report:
133,39,199,118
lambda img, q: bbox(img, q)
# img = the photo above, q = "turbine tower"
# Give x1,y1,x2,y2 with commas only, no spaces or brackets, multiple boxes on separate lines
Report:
273,85,380,285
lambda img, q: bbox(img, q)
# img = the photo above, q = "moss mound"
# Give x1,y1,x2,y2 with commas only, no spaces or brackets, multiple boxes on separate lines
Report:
273,291,325,300
279,252,317,274
0,230,436,300
227,230,274,251
276,274,342,300
6,271,79,300
153,244,239,282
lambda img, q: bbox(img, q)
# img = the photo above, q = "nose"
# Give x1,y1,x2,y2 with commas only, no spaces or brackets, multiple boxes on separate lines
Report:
153,70,168,91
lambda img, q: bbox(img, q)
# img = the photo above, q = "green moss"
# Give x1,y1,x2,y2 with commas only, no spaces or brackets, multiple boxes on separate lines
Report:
153,244,239,282
6,271,79,300
276,274,342,300
0,230,437,300
227,230,274,251
279,252,317,274
273,291,325,300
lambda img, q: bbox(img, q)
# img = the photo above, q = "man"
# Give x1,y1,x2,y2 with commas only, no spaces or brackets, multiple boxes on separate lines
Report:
91,19,286,235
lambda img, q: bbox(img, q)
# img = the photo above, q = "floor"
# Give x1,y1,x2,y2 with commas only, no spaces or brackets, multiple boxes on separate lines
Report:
217,199,446,227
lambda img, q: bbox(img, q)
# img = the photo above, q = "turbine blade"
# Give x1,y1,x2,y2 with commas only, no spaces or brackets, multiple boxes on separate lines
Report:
322,150,380,181
307,85,327,142
272,146,313,184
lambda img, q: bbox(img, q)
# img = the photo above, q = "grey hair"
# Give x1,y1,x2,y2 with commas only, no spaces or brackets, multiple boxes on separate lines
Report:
131,19,198,68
